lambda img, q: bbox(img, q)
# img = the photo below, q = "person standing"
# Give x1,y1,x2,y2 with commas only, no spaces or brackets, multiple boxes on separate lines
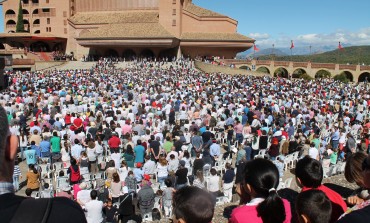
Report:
137,178,155,217
12,160,22,192
0,106,87,223
85,190,104,223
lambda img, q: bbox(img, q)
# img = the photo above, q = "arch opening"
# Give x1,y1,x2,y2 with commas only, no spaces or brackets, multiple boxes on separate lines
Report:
274,67,289,78
340,71,353,82
104,49,119,58
315,70,331,78
256,66,270,74
358,72,370,82
140,49,155,58
30,41,50,52
292,68,307,78
5,10,16,15
6,20,16,25
240,65,252,71
123,49,136,60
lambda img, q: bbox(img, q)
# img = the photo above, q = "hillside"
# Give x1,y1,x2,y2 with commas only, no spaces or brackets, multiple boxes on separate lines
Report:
257,46,370,65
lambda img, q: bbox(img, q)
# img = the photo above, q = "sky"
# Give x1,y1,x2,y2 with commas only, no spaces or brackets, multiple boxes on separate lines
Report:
193,0,370,48
1,0,370,49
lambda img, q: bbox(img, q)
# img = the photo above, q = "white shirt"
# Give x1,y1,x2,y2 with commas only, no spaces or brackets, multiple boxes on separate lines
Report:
85,199,104,223
77,189,91,205
207,175,220,192
111,152,121,169
143,160,156,175
308,147,319,160
71,144,84,160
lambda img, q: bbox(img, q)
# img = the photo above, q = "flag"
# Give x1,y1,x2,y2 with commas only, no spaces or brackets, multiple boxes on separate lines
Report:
338,41,343,50
290,40,294,49
253,44,259,52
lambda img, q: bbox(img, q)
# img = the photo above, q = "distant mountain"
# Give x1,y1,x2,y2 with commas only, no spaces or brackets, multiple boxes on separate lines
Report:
237,45,346,59
256,46,370,65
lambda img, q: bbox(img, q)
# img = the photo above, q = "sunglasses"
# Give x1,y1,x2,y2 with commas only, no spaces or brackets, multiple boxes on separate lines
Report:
362,158,370,171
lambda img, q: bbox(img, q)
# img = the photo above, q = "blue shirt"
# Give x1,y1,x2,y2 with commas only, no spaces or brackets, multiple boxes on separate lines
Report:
133,168,144,182
24,149,37,165
39,141,51,157
31,145,41,158
134,145,145,163
332,130,340,140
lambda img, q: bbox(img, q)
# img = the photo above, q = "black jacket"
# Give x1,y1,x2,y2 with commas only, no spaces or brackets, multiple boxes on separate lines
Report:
0,193,86,223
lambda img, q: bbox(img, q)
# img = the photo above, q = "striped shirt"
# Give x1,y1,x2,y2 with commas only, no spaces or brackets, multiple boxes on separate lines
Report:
13,165,21,177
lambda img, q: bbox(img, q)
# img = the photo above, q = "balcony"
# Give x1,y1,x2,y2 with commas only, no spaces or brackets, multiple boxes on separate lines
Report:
6,24,16,29
33,24,40,27
5,14,16,19
13,58,35,66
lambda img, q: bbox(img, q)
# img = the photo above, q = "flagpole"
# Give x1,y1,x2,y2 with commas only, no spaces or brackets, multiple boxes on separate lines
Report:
253,44,256,59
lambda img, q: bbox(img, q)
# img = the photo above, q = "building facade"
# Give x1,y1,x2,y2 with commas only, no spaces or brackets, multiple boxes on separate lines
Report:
1,0,254,60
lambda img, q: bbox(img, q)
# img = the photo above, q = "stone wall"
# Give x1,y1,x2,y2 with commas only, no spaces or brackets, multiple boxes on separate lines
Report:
195,61,265,76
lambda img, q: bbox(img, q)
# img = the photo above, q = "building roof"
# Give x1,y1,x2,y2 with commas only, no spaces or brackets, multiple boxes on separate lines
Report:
69,11,159,25
77,23,174,39
184,4,226,17
181,32,254,42
0,33,59,38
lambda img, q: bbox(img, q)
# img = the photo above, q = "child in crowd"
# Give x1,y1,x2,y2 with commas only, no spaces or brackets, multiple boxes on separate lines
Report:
172,186,215,223
13,160,22,192
296,156,347,223
152,208,162,221
103,198,118,223
162,179,175,217
296,190,332,223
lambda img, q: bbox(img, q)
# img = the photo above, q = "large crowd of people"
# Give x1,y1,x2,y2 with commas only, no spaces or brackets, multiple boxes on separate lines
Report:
0,57,370,223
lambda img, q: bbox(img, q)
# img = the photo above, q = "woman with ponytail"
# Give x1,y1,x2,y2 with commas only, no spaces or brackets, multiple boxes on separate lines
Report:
229,158,291,223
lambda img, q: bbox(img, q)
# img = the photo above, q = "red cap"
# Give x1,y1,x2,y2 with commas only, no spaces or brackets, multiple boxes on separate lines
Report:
144,174,150,181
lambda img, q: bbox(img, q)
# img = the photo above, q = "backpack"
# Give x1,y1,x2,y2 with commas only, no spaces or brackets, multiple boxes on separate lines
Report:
69,166,81,182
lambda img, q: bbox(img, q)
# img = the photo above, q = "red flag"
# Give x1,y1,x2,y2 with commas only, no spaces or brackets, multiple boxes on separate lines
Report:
290,40,294,49
253,44,259,52
338,41,343,50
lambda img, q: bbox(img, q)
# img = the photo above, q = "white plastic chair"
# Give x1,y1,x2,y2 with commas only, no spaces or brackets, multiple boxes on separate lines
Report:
142,212,152,222
283,177,293,189
254,149,266,159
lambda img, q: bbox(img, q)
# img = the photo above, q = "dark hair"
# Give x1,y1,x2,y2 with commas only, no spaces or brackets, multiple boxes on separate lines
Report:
210,168,217,176
244,158,286,223
165,178,172,187
112,172,120,183
296,190,332,223
71,158,77,166
152,208,161,221
295,156,323,188
29,164,38,174
345,152,367,185
173,186,215,223
25,188,32,196
90,190,98,200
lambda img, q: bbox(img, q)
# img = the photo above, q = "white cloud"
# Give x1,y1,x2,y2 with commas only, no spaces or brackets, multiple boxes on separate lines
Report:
248,33,270,40
254,27,370,48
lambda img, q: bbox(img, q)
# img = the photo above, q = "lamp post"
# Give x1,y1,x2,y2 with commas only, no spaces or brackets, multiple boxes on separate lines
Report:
272,44,275,61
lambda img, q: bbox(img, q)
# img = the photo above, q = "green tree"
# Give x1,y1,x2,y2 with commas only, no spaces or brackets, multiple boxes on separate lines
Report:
16,0,24,32
333,73,349,83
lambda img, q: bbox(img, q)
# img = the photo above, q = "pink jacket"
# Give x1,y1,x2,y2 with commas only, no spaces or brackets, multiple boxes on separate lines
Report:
229,198,292,223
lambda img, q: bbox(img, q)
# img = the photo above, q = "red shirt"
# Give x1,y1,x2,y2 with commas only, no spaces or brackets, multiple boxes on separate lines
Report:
302,185,347,222
108,136,121,148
